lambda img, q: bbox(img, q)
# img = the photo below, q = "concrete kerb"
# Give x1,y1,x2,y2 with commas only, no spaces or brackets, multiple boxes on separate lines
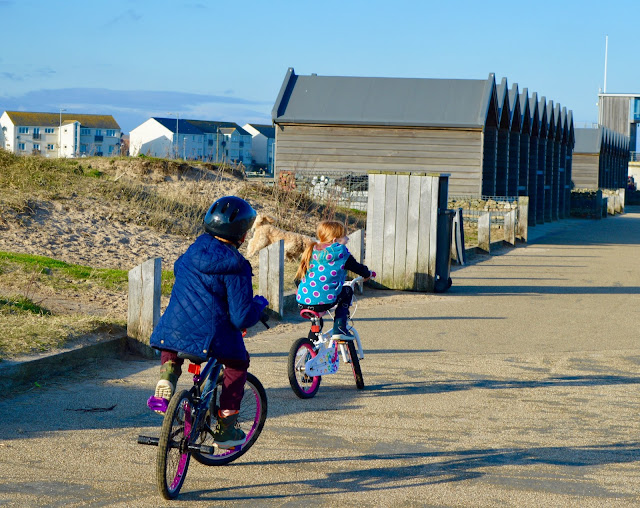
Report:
0,330,137,395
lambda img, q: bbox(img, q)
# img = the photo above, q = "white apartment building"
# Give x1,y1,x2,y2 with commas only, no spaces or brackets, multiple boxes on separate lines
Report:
0,111,121,157
243,123,275,173
130,117,252,165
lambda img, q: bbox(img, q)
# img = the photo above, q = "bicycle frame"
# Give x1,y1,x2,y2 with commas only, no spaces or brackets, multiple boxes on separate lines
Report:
139,356,241,455
301,276,366,376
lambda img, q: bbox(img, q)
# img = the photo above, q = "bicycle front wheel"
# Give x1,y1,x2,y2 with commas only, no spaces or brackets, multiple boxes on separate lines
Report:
192,372,267,466
346,340,364,389
156,390,193,500
288,337,321,399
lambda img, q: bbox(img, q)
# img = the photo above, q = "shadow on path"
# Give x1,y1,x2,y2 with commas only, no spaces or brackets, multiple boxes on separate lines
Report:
184,441,640,501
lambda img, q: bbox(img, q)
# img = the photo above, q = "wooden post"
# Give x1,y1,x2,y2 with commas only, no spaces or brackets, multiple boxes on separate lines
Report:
517,196,529,242
349,229,365,294
259,240,284,317
504,209,516,246
127,257,162,353
477,212,491,253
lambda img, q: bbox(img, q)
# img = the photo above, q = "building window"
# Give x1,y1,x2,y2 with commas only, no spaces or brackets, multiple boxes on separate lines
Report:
45,128,55,134
106,130,116,137
81,144,87,152
33,144,40,150
47,144,54,150
81,128,91,135
18,127,28,134
108,145,114,154
18,143,25,150
633,98,640,122
95,129,102,136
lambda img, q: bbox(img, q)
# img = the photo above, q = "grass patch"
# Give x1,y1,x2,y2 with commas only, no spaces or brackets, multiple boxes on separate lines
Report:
0,296,50,315
0,307,124,360
0,252,175,295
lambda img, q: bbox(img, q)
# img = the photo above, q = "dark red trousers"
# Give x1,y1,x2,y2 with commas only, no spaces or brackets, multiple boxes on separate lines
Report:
160,350,249,411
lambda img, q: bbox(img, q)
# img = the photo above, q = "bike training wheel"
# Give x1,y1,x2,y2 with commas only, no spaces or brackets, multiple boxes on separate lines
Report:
346,340,364,389
192,372,267,466
156,390,193,500
288,337,321,399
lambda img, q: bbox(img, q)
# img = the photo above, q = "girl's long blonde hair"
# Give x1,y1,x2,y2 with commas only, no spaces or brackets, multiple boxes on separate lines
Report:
295,220,347,280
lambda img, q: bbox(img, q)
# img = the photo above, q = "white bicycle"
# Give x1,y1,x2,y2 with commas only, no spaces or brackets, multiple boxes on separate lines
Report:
287,276,369,399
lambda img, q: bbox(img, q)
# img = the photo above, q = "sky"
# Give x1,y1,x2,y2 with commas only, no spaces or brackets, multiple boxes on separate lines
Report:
1,0,638,134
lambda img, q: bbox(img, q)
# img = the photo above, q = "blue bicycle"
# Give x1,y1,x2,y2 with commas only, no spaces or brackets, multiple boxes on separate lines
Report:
138,320,269,499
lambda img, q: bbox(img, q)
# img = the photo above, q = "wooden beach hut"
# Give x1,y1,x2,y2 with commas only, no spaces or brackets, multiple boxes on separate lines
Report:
507,83,522,197
518,88,531,199
271,68,500,198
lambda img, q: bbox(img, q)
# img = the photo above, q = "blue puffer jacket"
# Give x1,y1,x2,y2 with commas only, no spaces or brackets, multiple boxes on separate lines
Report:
150,234,263,360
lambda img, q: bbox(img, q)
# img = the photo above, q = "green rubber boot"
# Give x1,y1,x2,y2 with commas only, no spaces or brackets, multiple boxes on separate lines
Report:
212,413,247,448
154,361,180,402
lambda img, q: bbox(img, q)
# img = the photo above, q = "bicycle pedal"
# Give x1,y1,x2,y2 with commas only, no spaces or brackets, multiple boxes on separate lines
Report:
147,396,168,414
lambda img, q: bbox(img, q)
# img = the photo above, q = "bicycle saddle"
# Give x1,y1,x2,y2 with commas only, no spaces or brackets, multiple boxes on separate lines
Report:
299,309,327,320
177,352,207,364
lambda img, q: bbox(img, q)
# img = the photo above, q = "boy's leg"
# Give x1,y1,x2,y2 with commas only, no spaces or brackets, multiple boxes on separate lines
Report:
213,353,250,447
155,351,183,401
218,353,250,413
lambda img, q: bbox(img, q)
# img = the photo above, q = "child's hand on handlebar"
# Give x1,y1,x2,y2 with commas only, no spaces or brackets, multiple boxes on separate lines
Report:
253,295,269,312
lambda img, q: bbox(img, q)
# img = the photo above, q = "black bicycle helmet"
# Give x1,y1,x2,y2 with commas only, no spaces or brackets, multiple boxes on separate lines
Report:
203,196,257,243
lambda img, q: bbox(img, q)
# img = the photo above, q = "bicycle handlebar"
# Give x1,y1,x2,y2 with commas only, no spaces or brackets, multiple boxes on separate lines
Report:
343,271,376,288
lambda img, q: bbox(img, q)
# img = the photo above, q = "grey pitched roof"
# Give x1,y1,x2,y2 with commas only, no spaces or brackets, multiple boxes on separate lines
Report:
574,127,603,153
519,88,531,133
153,118,203,135
508,83,521,131
151,118,250,136
4,111,120,129
246,123,275,138
188,120,250,136
272,67,497,129
496,77,510,129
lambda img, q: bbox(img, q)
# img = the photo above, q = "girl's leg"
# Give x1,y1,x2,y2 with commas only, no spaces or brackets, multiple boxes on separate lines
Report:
333,286,354,319
332,286,354,336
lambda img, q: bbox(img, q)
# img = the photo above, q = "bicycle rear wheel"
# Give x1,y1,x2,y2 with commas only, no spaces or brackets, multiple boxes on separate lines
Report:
192,372,267,466
156,390,193,500
346,340,364,389
288,337,321,399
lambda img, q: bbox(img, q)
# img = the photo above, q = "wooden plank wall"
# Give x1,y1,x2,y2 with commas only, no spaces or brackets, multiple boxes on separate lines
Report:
276,124,483,197
365,172,441,291
572,154,600,189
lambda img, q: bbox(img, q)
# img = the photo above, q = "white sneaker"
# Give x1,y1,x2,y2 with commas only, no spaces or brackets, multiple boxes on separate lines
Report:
154,379,174,401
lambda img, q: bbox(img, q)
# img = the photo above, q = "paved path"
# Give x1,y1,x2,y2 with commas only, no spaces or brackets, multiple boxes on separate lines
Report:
1,209,640,507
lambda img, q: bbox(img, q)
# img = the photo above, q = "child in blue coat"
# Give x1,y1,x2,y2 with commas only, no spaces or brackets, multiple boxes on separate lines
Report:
149,196,268,447
295,220,372,337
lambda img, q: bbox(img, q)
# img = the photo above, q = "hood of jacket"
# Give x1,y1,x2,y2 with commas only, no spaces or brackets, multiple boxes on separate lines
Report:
183,233,245,275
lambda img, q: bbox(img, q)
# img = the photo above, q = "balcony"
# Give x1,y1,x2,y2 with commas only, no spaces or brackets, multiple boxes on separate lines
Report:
95,135,103,142
32,133,41,140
